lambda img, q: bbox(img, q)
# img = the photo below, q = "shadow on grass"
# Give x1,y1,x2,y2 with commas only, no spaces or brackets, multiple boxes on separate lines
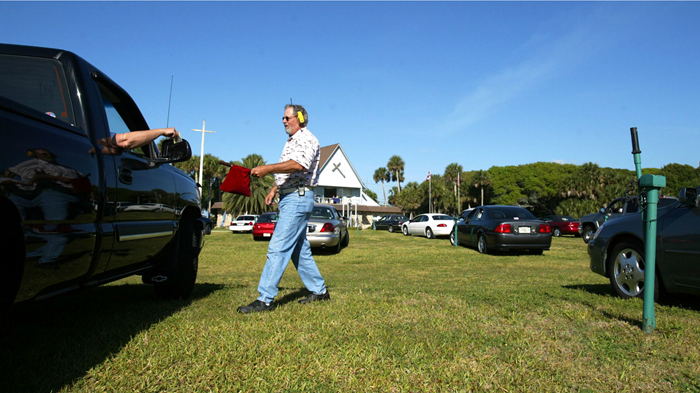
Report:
0,282,224,393
565,283,700,310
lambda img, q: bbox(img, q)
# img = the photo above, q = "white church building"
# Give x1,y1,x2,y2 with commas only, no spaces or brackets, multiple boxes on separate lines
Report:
314,144,379,206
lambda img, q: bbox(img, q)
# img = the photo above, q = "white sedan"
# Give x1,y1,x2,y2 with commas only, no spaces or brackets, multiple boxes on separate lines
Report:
402,214,455,239
229,215,259,233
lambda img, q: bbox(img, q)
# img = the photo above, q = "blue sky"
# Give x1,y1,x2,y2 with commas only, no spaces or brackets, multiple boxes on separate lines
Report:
3,1,699,198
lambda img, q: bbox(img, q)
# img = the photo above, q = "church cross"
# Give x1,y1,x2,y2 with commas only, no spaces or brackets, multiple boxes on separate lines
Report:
332,162,345,178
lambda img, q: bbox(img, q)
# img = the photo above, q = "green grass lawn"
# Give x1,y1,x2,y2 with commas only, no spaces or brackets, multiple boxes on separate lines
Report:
3,229,700,392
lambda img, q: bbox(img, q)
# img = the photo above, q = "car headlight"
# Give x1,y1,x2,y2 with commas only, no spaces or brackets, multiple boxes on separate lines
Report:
592,223,605,241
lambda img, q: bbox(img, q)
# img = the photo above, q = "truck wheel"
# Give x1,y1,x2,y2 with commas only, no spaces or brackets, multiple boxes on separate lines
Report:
582,225,595,244
154,221,199,299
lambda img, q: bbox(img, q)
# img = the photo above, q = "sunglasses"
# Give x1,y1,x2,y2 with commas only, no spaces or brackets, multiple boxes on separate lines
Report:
282,116,298,122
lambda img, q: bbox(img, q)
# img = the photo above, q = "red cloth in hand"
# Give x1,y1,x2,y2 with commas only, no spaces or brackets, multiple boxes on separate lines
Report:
220,165,251,197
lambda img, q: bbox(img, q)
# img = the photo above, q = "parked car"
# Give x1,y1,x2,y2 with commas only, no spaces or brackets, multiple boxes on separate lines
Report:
0,43,203,312
374,214,409,233
201,217,213,235
253,212,277,241
578,195,677,243
401,213,455,239
539,215,580,237
588,186,700,300
450,206,552,254
306,204,349,253
230,214,259,233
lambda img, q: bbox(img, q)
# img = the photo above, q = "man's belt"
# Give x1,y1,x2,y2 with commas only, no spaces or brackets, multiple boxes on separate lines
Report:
280,187,312,195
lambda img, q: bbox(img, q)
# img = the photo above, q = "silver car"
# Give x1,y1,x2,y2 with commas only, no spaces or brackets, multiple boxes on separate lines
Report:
306,204,349,253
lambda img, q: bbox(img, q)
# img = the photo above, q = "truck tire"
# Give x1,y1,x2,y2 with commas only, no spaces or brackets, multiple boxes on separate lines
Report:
154,221,199,299
581,225,595,244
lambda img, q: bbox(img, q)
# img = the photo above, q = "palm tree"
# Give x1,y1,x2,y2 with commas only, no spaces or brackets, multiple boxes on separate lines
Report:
472,170,492,206
222,154,275,216
373,167,390,206
387,155,405,193
444,163,463,213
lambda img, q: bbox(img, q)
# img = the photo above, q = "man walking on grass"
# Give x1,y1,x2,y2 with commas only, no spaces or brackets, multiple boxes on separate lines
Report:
238,104,330,313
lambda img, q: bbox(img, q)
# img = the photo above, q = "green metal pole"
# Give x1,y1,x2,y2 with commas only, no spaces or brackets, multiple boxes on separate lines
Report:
631,127,665,334
454,217,459,247
641,184,659,333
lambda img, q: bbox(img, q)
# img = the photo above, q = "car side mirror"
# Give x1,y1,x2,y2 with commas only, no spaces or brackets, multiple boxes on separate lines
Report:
157,139,192,163
600,208,606,214
679,187,699,207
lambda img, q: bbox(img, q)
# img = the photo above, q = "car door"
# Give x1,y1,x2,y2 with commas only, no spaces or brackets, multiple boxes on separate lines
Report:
0,53,99,300
463,208,484,246
93,77,177,273
407,215,422,235
415,215,430,235
660,205,700,287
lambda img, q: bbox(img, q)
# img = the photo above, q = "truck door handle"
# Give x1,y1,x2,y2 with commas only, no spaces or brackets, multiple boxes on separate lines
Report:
118,166,133,185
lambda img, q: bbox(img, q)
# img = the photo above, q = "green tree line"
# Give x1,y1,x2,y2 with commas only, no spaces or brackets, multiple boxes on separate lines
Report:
375,158,700,218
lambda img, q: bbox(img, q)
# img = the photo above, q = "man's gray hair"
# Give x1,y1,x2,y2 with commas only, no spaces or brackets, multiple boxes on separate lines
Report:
285,104,308,127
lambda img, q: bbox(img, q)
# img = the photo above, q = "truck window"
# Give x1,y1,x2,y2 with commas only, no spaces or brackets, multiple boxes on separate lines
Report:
99,89,146,156
0,54,76,126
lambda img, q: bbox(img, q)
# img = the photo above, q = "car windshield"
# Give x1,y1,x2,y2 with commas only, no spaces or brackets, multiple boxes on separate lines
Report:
488,207,536,220
237,216,255,221
311,207,334,219
433,215,453,221
257,214,276,223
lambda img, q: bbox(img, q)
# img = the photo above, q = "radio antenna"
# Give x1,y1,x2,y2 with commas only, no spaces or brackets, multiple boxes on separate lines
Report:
166,75,174,127
290,98,293,105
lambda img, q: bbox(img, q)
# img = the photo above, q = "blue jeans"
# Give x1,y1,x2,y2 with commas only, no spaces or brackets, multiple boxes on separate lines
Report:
257,190,327,303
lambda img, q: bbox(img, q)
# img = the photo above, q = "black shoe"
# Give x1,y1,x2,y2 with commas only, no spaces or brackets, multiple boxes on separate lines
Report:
238,299,274,313
299,291,331,304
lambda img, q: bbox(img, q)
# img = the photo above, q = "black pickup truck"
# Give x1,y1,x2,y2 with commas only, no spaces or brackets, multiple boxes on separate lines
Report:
0,44,205,312
578,195,677,243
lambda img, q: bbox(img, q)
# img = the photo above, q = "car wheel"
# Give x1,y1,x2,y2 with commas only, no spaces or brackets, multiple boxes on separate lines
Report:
425,227,434,239
450,229,456,246
553,227,562,237
582,225,595,243
607,242,658,300
403,225,410,236
477,234,489,254
154,220,199,299
342,230,350,247
333,232,344,254
388,225,394,233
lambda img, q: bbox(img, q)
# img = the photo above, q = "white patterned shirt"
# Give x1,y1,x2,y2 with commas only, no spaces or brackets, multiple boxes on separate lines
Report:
274,127,320,188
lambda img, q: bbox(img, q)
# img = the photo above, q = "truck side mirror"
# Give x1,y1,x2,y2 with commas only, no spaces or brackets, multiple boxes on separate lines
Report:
679,187,699,207
159,139,192,163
